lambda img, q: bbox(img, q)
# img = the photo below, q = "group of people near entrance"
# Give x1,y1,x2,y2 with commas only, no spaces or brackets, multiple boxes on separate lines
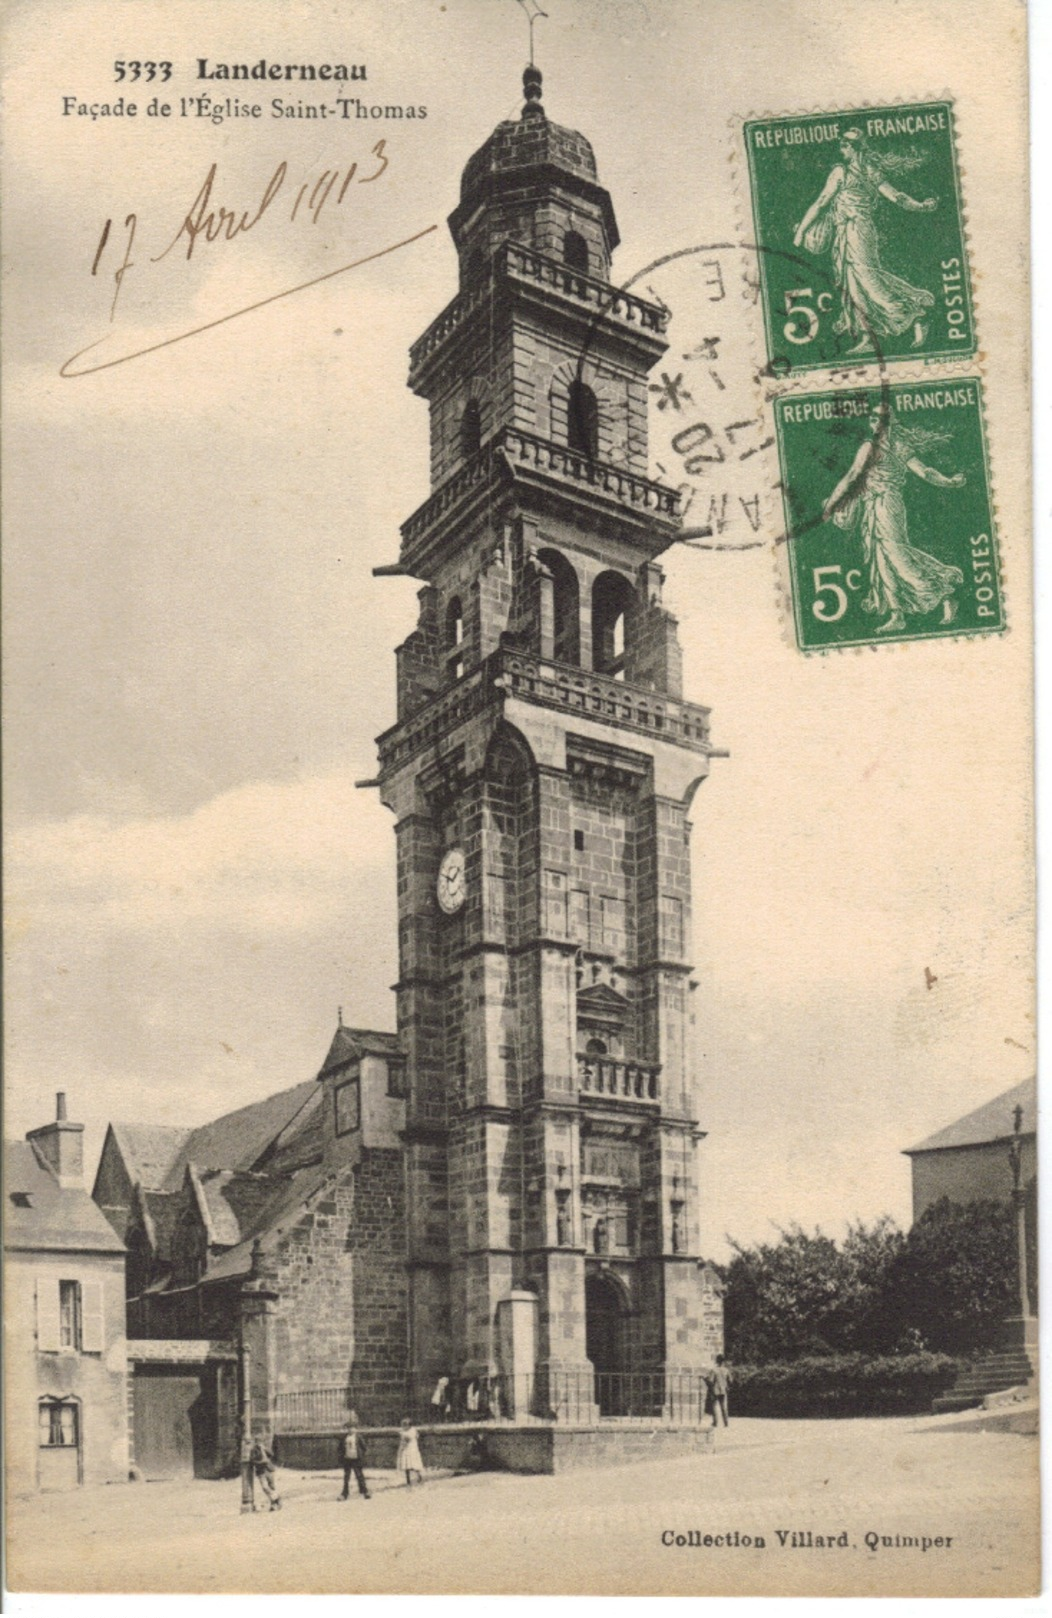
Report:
240,1359,731,1509
428,1372,500,1422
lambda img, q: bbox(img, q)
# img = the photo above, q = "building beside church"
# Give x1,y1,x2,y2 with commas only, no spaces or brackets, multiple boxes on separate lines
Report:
904,1075,1037,1316
6,1094,128,1491
93,63,723,1438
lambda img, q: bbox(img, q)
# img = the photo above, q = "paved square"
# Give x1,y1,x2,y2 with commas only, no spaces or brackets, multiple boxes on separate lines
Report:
6,1414,1038,1597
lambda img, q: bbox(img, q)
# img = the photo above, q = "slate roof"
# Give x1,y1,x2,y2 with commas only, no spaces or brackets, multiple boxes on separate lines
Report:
110,1123,190,1190
905,1076,1037,1155
160,1079,320,1190
254,1085,325,1177
317,1024,400,1077
5,1141,125,1254
141,1189,181,1256
194,1169,290,1249
201,1161,335,1284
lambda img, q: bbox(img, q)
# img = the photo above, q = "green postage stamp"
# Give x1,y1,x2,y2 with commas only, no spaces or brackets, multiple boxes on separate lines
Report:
744,102,975,372
775,378,1001,652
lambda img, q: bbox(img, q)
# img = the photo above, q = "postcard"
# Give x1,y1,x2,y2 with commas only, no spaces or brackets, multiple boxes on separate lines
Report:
3,0,1036,1599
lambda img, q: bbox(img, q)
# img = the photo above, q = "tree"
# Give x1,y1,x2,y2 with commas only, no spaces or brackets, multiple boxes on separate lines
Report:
884,1197,1016,1354
722,1218,905,1364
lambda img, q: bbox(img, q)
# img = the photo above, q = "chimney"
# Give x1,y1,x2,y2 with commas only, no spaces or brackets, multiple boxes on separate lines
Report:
27,1092,85,1188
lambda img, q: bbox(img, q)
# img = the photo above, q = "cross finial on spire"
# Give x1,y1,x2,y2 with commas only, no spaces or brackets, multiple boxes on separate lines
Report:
515,0,548,69
338,1005,343,1027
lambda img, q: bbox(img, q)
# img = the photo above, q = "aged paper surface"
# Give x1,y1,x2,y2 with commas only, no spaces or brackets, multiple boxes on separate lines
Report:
3,0,1036,1600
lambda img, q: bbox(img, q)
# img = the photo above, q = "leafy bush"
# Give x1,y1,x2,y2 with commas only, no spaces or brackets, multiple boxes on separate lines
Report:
723,1199,1019,1363
730,1352,962,1418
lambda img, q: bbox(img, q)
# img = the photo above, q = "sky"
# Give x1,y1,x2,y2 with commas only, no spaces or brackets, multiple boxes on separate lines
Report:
2,0,1034,1258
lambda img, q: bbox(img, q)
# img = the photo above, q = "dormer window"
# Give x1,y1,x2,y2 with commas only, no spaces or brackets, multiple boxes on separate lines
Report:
567,380,599,458
564,230,589,274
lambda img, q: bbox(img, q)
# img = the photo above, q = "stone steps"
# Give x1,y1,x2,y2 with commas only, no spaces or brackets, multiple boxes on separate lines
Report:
932,1350,1035,1413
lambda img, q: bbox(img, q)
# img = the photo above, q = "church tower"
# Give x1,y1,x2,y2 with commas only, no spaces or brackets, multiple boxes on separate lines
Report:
374,67,721,1413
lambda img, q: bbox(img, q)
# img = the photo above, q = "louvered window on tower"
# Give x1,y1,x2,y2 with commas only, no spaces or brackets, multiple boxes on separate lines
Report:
460,400,482,460
563,230,589,274
567,380,599,458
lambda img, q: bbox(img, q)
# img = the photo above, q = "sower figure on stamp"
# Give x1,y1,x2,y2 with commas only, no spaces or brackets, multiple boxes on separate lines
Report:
822,410,965,634
793,129,936,353
338,1411,371,1500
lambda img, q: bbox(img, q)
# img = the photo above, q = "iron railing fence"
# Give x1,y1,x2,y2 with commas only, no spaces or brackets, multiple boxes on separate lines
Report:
272,1368,712,1433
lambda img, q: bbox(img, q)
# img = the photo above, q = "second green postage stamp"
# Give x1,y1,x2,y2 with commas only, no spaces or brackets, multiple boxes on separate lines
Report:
744,102,975,372
775,378,1001,652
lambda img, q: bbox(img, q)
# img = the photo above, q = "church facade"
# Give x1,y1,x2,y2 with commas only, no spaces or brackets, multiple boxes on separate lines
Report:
94,66,723,1443
374,63,722,1411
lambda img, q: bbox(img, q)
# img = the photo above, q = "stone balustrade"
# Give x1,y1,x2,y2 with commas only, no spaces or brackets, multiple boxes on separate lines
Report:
407,243,668,383
500,427,681,517
497,652,711,750
501,241,669,333
577,1054,661,1102
401,427,681,558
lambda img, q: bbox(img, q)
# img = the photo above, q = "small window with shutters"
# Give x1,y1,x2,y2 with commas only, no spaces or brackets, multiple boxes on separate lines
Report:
37,1277,104,1354
59,1279,80,1349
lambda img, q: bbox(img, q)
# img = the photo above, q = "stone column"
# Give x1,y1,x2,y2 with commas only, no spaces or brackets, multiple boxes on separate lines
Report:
495,1289,538,1419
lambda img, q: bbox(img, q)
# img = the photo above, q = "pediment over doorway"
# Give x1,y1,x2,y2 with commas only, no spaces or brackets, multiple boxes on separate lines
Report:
576,981,629,1026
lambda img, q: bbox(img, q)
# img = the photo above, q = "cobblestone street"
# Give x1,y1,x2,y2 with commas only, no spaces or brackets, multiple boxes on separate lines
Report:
6,1414,1039,1597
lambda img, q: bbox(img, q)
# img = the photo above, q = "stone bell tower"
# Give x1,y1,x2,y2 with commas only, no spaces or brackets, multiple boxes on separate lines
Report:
374,66,721,1412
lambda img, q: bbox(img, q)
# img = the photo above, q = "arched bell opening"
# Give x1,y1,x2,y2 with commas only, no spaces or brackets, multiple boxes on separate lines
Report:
535,546,581,667
592,569,637,680
446,595,465,682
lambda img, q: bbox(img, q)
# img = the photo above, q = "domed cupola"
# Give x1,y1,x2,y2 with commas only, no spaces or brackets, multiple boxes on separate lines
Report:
449,67,619,290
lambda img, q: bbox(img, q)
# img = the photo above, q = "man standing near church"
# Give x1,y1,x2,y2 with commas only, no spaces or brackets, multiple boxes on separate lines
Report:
339,1412,371,1500
709,1356,731,1428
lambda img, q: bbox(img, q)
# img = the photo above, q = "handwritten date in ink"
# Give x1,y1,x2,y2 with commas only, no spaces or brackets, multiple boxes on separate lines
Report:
91,142,390,317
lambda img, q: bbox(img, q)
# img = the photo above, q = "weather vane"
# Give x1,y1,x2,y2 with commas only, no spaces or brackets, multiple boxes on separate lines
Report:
515,0,549,67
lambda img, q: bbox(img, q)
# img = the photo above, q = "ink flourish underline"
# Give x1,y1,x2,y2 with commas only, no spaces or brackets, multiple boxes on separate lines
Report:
59,222,438,379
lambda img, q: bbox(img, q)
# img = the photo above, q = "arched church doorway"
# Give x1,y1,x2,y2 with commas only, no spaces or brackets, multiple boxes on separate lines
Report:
585,1272,626,1414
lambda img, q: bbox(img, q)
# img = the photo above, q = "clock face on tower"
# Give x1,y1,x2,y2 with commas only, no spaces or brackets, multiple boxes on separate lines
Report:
436,846,466,915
